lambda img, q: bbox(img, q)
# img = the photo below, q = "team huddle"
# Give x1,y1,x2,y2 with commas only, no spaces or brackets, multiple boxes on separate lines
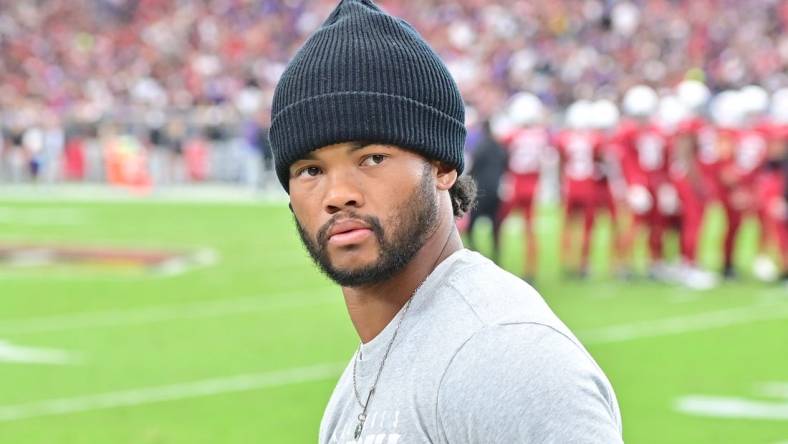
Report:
466,80,788,289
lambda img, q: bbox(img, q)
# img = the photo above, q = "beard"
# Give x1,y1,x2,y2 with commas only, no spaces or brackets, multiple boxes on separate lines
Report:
294,166,438,287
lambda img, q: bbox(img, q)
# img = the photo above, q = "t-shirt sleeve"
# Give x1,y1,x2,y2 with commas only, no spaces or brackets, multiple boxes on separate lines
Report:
436,323,623,444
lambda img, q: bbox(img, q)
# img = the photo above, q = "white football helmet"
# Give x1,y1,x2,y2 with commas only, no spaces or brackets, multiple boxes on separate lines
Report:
739,85,769,118
769,88,788,125
676,79,710,113
709,90,744,128
565,100,594,130
623,85,658,117
508,92,544,126
591,99,620,130
657,95,689,132
490,111,514,140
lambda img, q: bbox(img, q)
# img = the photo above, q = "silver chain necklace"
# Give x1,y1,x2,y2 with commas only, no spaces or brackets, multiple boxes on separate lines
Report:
351,293,415,440
348,233,453,441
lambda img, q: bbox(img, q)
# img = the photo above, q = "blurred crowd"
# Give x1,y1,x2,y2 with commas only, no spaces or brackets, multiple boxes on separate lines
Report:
0,0,786,186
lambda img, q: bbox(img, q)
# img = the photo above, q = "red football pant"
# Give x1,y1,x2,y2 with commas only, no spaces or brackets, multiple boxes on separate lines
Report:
673,177,704,264
563,196,595,269
498,192,538,277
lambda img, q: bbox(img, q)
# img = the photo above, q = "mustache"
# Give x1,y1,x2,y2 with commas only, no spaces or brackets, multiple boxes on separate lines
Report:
316,212,385,248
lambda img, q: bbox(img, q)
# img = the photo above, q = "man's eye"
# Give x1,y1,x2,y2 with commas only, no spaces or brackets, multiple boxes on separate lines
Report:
362,154,387,166
297,166,322,177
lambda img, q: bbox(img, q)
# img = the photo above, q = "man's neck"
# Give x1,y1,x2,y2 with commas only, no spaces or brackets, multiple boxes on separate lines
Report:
341,226,463,343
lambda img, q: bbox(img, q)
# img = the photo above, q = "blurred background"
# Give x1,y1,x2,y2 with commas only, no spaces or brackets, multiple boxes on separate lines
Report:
0,0,787,443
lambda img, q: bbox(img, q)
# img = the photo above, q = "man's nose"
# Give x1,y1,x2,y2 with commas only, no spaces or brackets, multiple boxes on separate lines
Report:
323,170,364,214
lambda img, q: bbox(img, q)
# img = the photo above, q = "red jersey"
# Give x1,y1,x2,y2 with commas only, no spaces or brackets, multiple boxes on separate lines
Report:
613,120,670,189
771,122,788,142
500,126,549,200
501,126,549,180
667,117,701,181
757,120,788,159
683,119,727,199
554,129,603,182
728,125,769,187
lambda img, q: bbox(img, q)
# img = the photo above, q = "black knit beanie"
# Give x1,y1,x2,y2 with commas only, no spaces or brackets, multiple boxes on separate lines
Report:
269,0,466,192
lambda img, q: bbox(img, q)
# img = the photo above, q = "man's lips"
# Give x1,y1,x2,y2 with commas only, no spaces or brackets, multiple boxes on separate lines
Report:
327,219,373,246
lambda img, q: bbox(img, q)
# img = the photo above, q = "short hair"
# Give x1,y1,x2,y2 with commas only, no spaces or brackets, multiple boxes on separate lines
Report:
448,175,477,218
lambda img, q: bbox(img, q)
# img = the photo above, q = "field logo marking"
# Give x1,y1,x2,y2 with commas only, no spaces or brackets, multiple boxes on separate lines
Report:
675,382,788,421
150,248,219,277
0,243,219,278
0,362,345,422
0,340,81,365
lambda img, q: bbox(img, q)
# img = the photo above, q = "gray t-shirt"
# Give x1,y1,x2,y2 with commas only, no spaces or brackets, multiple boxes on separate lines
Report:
319,249,622,444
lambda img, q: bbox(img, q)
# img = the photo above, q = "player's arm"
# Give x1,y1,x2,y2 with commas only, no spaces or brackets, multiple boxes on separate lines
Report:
436,323,623,443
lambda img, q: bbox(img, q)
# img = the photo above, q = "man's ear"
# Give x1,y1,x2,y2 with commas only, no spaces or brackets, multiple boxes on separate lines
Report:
432,161,458,191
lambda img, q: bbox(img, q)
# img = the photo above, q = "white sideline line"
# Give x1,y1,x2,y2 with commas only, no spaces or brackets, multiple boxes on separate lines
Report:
675,395,788,420
0,362,345,422
0,340,82,365
0,292,338,335
580,303,788,344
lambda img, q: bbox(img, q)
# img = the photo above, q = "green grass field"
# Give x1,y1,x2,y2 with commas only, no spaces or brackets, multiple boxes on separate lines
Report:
0,196,786,443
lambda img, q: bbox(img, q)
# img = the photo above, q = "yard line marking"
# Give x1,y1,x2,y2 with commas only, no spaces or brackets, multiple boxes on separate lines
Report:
0,247,311,281
0,340,82,365
0,362,345,422
675,395,788,420
0,291,339,335
580,302,788,344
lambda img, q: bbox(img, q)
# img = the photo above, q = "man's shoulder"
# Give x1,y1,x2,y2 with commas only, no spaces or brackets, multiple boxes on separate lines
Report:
435,322,623,442
443,322,597,379
432,252,607,393
438,250,563,329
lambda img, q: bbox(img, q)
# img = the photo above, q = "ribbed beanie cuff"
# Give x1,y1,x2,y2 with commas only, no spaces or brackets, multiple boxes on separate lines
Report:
270,0,466,192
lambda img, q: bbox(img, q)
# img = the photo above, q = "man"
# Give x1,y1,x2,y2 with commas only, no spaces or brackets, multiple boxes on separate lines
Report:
496,92,549,281
708,90,759,278
590,99,628,279
466,119,508,263
768,88,788,281
737,85,780,281
269,1,622,443
672,79,718,289
613,85,672,279
555,100,604,278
